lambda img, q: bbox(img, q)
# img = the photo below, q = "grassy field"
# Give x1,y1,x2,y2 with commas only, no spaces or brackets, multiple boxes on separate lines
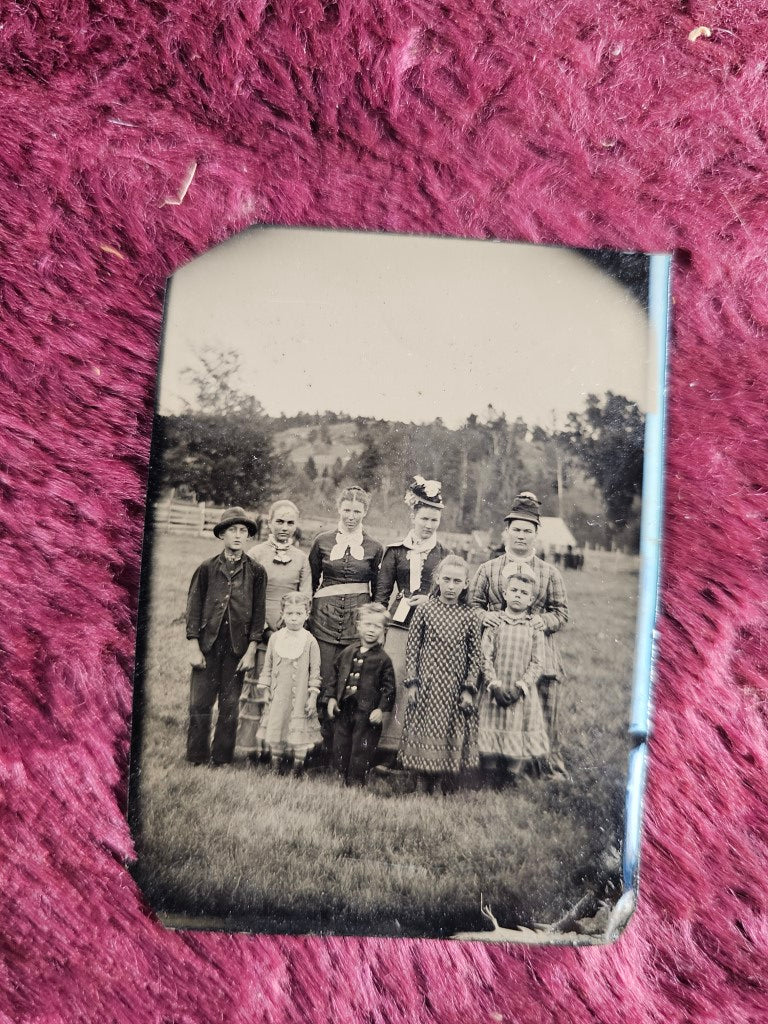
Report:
130,533,637,939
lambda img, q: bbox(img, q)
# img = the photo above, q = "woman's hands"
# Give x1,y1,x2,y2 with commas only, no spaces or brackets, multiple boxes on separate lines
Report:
459,691,475,716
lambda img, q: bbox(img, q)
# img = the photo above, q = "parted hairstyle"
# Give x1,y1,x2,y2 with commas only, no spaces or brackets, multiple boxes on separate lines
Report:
336,484,371,512
430,554,471,606
269,498,300,522
276,590,312,628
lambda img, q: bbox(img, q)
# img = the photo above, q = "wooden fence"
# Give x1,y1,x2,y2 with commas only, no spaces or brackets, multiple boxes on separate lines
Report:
153,499,241,536
151,499,635,571
152,497,477,555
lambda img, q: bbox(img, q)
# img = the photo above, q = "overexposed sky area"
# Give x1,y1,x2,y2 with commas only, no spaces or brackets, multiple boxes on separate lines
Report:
158,227,653,428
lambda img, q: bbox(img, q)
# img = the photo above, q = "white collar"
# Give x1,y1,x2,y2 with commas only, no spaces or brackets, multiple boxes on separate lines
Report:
330,524,365,561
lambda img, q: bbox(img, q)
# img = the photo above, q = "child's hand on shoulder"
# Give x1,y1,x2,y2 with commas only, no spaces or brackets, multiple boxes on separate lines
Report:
530,615,545,631
188,640,206,669
368,708,383,725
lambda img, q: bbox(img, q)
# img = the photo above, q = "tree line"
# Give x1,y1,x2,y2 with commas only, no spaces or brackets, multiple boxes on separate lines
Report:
153,352,645,549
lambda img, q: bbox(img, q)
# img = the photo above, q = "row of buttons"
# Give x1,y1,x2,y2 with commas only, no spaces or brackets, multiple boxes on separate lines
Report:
342,654,366,699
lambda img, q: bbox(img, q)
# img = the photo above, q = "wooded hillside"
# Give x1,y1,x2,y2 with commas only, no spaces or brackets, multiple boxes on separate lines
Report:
152,351,644,549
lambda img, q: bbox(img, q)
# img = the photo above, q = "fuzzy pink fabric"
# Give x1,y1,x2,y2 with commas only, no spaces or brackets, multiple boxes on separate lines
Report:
3,1,768,1020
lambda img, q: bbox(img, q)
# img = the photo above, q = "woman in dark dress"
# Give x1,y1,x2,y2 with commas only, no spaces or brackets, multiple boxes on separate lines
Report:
375,477,451,758
308,485,383,753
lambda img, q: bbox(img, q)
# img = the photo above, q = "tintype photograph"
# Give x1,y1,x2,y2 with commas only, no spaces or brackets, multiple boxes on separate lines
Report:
130,227,664,941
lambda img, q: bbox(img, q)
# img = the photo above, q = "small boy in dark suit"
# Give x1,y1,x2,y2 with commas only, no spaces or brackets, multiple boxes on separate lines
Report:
185,506,267,766
323,603,395,786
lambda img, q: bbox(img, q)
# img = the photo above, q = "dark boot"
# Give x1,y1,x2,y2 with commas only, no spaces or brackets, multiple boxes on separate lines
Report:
415,772,432,795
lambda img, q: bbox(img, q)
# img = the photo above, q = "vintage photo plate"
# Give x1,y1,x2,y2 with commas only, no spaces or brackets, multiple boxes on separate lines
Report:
129,227,671,942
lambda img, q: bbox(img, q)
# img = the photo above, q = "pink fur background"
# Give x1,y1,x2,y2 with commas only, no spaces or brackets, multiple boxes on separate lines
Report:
3,0,768,1019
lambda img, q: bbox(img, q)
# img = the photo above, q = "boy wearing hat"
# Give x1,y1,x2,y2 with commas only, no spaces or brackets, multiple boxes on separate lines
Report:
185,506,267,766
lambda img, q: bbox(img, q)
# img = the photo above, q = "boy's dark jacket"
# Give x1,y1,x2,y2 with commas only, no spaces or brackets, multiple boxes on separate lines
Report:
322,641,396,714
186,552,267,656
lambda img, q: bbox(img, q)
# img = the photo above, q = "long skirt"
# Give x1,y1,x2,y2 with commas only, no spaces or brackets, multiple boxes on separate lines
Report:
477,682,550,761
235,644,267,755
377,626,408,753
537,676,568,775
315,638,345,755
398,675,478,775
255,658,322,760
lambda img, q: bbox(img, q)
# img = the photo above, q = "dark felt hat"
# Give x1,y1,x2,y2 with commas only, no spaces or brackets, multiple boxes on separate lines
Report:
503,491,541,527
213,506,258,538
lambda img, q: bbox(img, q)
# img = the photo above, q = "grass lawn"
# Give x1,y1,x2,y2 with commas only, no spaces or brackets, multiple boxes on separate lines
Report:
130,532,637,939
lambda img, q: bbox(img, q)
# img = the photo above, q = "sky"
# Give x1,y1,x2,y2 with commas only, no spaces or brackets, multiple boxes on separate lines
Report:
157,227,654,429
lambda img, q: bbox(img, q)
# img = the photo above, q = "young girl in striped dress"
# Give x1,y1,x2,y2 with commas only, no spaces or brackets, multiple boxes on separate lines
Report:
477,563,550,787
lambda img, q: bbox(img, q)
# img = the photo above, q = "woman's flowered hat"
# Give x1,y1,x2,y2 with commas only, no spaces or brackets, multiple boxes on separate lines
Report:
404,475,445,511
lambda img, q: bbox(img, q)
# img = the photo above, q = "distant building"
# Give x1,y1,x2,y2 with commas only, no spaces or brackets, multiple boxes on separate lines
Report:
537,517,578,558
476,518,579,563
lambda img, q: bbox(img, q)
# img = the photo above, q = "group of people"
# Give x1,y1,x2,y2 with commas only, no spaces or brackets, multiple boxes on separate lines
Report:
184,478,569,791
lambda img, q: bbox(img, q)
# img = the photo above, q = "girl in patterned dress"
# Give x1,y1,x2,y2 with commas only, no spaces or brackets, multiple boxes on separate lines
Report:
375,476,451,760
399,555,481,794
469,491,568,778
477,564,549,788
255,592,323,773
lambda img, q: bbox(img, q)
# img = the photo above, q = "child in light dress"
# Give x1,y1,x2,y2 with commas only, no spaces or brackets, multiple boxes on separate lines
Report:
255,592,322,773
477,564,549,788
399,554,481,795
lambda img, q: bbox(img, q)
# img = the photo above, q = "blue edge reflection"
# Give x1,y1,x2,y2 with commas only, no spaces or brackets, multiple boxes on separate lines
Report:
622,253,672,895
